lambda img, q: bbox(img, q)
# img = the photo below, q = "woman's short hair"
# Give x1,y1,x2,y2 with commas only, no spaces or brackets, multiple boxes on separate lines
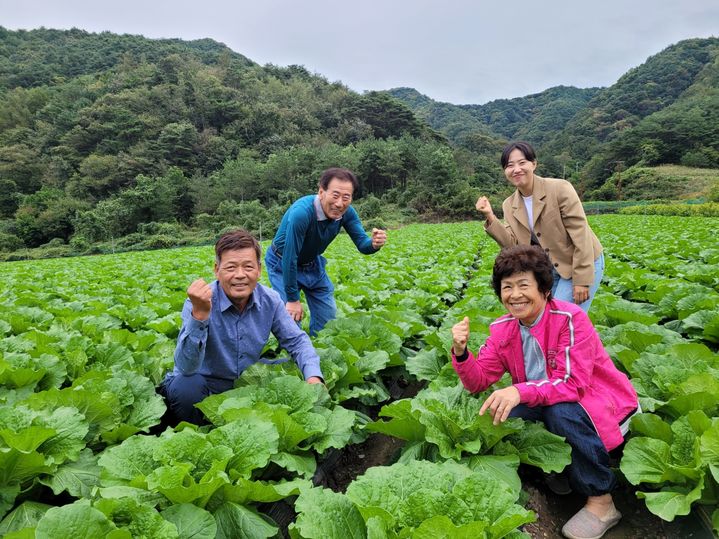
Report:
215,229,261,265
491,245,554,298
500,141,537,169
318,167,359,194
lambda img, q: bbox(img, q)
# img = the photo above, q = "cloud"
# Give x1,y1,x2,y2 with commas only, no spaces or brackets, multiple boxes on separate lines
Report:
1,0,717,103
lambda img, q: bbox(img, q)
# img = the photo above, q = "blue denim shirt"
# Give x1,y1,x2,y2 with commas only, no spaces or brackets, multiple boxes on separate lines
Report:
170,281,322,381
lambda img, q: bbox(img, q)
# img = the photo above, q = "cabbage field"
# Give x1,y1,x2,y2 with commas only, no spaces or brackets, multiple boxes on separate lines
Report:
0,215,718,538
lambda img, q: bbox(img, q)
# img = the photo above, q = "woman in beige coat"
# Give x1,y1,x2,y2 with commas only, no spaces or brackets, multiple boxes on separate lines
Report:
476,141,604,312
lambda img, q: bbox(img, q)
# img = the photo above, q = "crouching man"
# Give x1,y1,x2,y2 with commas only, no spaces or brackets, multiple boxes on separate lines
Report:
162,229,323,424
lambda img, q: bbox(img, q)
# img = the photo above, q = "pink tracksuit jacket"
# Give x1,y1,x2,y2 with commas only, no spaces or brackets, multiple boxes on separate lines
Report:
452,299,638,451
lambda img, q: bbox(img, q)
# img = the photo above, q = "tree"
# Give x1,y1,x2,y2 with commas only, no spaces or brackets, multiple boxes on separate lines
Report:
0,179,19,218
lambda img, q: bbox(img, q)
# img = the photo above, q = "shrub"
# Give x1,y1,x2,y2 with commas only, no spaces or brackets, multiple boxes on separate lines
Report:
363,217,387,231
140,234,177,250
69,235,91,253
0,232,23,252
137,221,185,236
354,194,382,220
619,202,719,217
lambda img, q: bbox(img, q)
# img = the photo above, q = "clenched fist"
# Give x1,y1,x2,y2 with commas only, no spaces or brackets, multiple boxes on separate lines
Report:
187,279,213,321
475,196,495,223
371,228,387,250
452,316,470,356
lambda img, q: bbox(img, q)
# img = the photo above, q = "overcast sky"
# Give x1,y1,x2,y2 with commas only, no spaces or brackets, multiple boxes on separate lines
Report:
2,0,718,104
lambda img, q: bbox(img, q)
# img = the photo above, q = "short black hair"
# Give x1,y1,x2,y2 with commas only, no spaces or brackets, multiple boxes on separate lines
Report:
491,245,554,299
318,167,359,194
215,229,261,265
500,141,537,169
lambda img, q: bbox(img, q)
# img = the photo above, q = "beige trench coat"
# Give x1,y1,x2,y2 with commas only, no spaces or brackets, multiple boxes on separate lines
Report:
485,176,603,287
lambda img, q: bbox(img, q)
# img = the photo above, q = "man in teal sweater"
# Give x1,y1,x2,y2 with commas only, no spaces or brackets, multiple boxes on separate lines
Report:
266,168,387,335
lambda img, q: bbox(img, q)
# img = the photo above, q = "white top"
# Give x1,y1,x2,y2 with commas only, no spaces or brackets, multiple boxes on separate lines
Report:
522,195,534,231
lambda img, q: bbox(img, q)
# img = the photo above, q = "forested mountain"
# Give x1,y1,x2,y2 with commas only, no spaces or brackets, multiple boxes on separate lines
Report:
0,27,463,250
389,85,600,149
391,38,719,195
386,87,497,144
543,38,719,191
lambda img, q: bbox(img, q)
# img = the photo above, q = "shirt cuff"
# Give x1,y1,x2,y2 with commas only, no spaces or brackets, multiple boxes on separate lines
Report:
454,348,469,362
186,315,210,337
302,363,324,380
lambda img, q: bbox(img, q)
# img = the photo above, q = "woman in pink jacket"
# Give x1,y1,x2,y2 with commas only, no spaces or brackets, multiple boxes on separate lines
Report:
451,245,638,539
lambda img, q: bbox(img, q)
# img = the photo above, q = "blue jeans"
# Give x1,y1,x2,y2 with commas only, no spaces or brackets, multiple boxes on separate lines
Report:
264,246,337,336
552,253,604,312
509,402,617,497
163,374,234,424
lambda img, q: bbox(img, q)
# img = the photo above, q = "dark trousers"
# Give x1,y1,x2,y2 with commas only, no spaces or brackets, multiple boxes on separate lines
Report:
509,402,617,497
162,373,234,425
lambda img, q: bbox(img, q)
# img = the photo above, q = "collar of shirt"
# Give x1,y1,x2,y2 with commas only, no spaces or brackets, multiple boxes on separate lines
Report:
313,195,342,222
214,280,259,313
313,195,328,221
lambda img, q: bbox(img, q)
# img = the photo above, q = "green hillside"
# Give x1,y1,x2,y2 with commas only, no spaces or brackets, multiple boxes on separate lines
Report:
387,85,599,149
392,38,719,196
1,27,474,253
387,87,498,143
545,38,719,191
591,164,719,201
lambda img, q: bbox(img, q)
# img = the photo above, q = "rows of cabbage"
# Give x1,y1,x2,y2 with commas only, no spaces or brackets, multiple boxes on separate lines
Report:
590,214,719,344
311,222,486,406
581,216,719,530
4,216,716,539
0,241,355,537
1,222,539,538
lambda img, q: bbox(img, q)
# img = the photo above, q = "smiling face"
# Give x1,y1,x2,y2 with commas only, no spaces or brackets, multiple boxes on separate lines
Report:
503,148,537,196
500,271,549,325
318,178,353,220
214,247,261,310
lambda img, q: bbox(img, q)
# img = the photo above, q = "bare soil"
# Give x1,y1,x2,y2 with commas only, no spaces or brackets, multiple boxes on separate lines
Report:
318,432,405,492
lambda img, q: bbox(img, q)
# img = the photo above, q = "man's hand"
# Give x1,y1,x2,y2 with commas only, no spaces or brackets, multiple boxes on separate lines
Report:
479,386,521,425
371,228,387,250
451,316,470,356
187,279,212,321
573,285,589,305
306,376,323,385
286,300,304,321
475,196,495,224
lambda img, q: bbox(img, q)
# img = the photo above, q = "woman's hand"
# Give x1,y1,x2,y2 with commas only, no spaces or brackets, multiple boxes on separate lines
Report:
451,316,470,356
573,285,589,305
479,386,521,425
475,196,495,224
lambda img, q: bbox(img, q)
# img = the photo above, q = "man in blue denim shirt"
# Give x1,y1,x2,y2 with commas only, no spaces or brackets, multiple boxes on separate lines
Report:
164,229,323,424
266,168,387,336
